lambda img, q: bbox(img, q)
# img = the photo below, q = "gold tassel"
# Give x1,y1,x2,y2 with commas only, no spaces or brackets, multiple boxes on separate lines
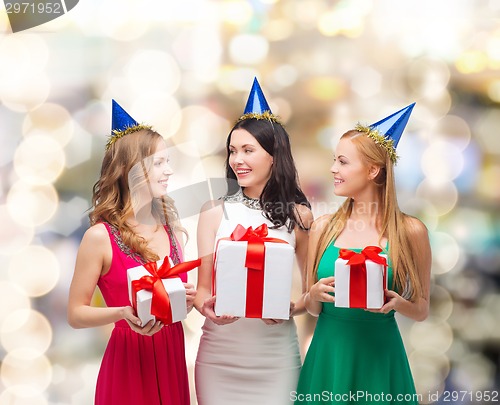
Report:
355,123,399,164
236,111,283,126
105,124,153,151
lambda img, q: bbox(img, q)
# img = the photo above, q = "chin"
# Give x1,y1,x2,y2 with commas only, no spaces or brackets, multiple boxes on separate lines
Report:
153,189,168,199
333,188,348,197
237,179,251,188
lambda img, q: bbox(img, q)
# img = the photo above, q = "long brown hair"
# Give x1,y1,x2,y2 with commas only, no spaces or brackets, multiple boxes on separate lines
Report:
90,129,182,262
309,130,423,301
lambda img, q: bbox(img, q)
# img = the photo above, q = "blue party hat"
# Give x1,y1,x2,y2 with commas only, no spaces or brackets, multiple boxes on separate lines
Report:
355,103,415,163
368,103,415,148
112,99,139,133
244,77,272,115
238,77,282,124
106,99,152,150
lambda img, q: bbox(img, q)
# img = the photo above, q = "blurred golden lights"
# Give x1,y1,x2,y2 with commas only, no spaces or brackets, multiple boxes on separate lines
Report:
13,136,66,186
7,182,59,227
8,246,60,297
0,309,53,355
0,349,52,392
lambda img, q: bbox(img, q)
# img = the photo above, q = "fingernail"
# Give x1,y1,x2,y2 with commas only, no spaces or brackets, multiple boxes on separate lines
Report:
137,321,141,326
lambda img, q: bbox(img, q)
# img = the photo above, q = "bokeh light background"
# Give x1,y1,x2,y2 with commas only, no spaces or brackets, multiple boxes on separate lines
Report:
0,0,499,404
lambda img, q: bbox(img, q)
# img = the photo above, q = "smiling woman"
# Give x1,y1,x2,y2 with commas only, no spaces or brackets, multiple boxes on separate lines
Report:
228,128,274,198
297,104,431,405
127,140,174,225
67,100,196,405
194,78,313,405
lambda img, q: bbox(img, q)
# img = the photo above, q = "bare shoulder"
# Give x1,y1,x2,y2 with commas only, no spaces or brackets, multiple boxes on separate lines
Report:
83,223,110,245
310,214,332,237
198,199,224,232
403,215,429,239
200,200,224,215
294,203,314,230
77,223,111,267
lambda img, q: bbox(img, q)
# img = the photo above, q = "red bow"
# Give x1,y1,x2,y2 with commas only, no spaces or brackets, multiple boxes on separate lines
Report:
214,224,288,318
338,246,387,308
132,258,201,324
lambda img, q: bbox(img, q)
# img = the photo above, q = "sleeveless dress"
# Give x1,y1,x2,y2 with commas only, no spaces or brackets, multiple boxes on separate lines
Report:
95,222,190,405
195,193,301,405
295,244,417,404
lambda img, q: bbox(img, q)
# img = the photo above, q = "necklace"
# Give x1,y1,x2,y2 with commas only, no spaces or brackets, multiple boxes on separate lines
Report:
224,189,261,210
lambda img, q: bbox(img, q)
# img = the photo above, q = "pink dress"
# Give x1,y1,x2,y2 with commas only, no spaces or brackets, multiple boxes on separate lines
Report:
95,222,190,405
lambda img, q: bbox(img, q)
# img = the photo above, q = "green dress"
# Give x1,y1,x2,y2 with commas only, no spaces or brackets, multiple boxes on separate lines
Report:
295,244,418,404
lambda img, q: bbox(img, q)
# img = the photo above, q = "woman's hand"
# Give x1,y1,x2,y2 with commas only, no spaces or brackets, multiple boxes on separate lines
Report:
262,300,298,324
308,276,335,303
261,318,284,325
128,319,164,336
184,283,196,313
122,306,164,336
201,296,239,325
365,289,403,314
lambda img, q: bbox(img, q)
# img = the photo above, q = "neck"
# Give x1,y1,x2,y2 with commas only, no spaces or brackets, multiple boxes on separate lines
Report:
349,188,382,224
242,186,262,200
129,205,159,227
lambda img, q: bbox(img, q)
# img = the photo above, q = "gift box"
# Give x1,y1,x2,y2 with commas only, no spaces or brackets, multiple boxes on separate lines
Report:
334,246,388,309
127,257,200,325
213,224,294,320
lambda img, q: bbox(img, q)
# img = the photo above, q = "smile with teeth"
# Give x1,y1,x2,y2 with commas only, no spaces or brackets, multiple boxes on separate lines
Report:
158,180,169,186
334,178,344,184
236,168,252,176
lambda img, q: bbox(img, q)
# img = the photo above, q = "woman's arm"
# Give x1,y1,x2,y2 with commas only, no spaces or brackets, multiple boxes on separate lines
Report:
289,204,314,317
67,224,142,329
304,215,335,317
194,200,238,325
173,228,197,313
376,217,431,321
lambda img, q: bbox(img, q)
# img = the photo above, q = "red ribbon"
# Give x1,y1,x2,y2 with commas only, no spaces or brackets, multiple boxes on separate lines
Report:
132,258,201,324
213,224,288,318
338,246,387,308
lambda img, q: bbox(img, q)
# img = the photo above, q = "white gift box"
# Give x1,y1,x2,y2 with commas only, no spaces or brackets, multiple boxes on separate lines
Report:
127,258,187,325
214,239,294,320
334,255,387,309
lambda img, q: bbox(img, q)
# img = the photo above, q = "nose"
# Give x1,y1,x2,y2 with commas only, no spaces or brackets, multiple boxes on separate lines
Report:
232,151,244,164
164,162,173,175
330,162,338,174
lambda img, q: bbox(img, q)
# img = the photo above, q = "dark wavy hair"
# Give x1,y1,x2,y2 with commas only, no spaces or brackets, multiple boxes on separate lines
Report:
225,118,311,232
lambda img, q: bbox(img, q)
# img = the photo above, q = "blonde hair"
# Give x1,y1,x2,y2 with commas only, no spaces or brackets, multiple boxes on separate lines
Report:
309,130,423,301
90,129,183,263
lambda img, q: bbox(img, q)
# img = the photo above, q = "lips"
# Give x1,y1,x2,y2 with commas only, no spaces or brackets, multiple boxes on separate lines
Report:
334,178,344,185
236,168,252,176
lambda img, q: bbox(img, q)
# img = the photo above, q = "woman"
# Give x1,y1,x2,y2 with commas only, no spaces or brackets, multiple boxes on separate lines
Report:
67,100,196,405
295,103,431,404
194,78,313,405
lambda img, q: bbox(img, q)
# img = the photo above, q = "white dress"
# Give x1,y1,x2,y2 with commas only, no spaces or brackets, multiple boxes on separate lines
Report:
195,195,301,405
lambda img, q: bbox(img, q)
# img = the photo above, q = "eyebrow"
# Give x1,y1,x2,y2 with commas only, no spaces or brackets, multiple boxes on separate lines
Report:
229,143,255,148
